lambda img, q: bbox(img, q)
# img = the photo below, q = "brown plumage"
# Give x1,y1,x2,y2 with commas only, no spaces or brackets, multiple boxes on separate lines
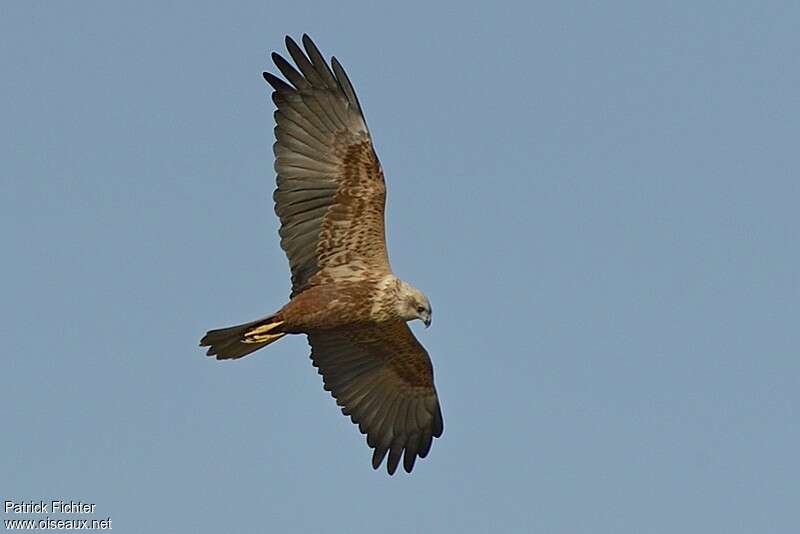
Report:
200,35,443,475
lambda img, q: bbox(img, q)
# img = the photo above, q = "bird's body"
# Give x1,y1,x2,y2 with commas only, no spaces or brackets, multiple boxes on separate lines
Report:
200,35,443,475
267,275,418,333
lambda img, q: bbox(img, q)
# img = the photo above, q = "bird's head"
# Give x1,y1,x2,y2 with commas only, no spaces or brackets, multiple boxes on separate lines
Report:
395,279,432,327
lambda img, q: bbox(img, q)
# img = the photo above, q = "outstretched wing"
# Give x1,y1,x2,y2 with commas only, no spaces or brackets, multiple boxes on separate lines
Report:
264,35,390,297
308,321,444,474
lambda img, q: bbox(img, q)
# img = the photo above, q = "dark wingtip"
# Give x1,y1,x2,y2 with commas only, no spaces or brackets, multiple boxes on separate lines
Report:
386,444,403,475
262,71,293,93
418,433,433,459
386,458,399,475
372,446,388,471
433,404,444,437
403,453,417,473
285,35,303,55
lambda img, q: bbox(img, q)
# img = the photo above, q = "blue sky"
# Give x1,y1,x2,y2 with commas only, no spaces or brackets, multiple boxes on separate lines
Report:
2,2,798,533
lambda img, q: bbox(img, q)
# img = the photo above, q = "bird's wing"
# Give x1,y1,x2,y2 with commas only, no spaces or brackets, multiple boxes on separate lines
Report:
264,35,390,297
308,321,444,474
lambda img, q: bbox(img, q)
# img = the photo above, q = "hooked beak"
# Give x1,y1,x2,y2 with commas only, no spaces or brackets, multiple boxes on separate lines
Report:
423,315,431,328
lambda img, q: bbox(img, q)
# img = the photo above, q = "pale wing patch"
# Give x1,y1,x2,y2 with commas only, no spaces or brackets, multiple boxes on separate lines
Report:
370,274,399,318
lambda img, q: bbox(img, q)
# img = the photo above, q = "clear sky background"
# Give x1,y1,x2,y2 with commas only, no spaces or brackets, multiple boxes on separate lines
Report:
2,2,798,533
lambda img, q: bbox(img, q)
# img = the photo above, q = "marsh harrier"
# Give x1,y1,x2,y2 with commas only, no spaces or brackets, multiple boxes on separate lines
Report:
201,35,443,475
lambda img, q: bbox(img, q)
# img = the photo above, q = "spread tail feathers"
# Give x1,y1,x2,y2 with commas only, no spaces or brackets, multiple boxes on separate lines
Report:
200,315,286,360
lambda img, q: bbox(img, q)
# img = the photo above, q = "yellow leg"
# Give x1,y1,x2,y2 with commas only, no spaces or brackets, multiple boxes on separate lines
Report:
244,332,284,344
243,321,285,344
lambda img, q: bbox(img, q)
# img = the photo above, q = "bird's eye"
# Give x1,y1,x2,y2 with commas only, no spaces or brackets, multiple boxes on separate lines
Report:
417,306,425,313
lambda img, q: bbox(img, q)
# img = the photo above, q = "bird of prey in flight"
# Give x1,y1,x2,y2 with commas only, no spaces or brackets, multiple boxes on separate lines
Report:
200,35,443,475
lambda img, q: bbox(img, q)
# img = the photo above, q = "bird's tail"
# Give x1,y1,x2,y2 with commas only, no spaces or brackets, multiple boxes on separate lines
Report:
200,314,287,360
